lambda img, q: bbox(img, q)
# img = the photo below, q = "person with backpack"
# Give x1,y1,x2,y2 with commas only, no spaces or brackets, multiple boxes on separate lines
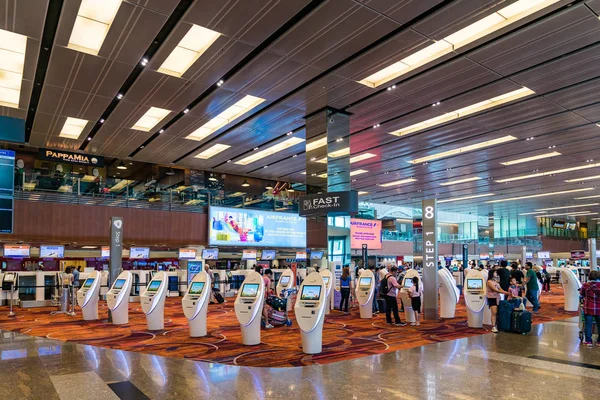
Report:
381,266,406,326
580,270,600,347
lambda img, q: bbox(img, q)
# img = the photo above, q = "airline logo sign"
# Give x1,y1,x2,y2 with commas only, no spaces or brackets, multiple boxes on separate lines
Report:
299,191,358,216
39,148,104,167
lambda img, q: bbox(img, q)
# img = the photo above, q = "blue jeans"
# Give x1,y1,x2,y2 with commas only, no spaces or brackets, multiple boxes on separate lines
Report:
584,314,600,343
526,289,539,311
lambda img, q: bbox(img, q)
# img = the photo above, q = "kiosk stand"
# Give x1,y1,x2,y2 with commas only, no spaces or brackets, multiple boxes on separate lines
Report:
464,270,487,328
438,268,460,319
320,269,333,315
234,271,265,345
400,270,421,323
77,271,102,320
355,269,375,319
559,268,582,312
295,272,326,354
140,271,168,330
107,271,133,324
276,269,296,312
182,271,211,337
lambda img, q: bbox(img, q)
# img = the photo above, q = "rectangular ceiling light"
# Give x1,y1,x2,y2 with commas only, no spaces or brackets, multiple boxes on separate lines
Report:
486,188,594,203
496,162,600,183
565,174,600,183
350,153,376,163
358,0,560,88
410,135,517,164
440,176,481,186
317,173,328,179
0,29,27,109
328,147,350,158
536,211,597,218
437,193,495,204
67,0,123,55
306,137,327,152
235,137,304,165
195,143,230,159
59,117,88,139
358,191,369,195
390,88,534,137
500,151,562,166
350,169,368,177
379,178,417,188
187,95,265,141
536,203,599,211
518,211,545,216
575,195,600,200
131,107,171,132
158,24,221,77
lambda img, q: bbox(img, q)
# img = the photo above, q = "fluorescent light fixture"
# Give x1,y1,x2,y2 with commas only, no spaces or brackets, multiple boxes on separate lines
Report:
536,211,597,218
59,117,88,139
485,188,594,203
358,0,560,88
500,151,561,166
575,195,600,200
437,193,495,204
439,176,481,186
410,135,517,164
328,147,350,158
67,0,123,55
350,153,376,163
358,191,369,195
496,162,600,183
131,107,170,132
317,173,328,179
0,28,27,109
536,203,599,211
306,137,327,152
350,169,368,177
518,211,546,216
158,24,221,77
235,137,304,165
187,95,265,141
565,175,600,183
379,178,417,188
390,88,534,137
195,143,230,159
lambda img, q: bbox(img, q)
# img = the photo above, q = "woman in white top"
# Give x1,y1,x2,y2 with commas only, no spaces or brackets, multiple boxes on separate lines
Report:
408,276,423,326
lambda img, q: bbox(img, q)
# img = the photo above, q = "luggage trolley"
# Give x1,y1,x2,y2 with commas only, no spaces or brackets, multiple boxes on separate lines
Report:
264,288,296,327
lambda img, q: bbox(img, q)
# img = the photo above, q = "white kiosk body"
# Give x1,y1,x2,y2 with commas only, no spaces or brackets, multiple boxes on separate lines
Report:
400,270,421,323
234,271,265,345
129,270,150,302
320,269,333,315
355,269,375,319
276,269,296,312
182,271,211,337
295,272,326,354
560,268,582,312
76,271,102,320
464,270,487,328
140,271,168,330
107,271,133,325
438,268,459,318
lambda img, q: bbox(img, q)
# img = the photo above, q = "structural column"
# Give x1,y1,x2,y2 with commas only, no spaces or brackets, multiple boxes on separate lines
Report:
422,199,438,320
589,238,598,271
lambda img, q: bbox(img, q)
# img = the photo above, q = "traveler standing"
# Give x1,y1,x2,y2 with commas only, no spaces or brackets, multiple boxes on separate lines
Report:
541,265,551,292
524,262,540,312
72,266,81,288
409,276,423,326
382,267,406,326
262,269,274,329
487,269,509,333
339,267,351,313
580,271,600,347
497,260,511,292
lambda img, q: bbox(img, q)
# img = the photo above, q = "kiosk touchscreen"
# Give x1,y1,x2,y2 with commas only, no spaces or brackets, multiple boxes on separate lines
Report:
294,272,326,354
400,270,421,323
355,270,375,319
76,271,102,320
234,271,265,345
182,271,211,337
438,268,460,319
140,271,168,330
107,271,133,324
276,269,296,312
464,270,487,328
559,268,582,312
320,269,333,315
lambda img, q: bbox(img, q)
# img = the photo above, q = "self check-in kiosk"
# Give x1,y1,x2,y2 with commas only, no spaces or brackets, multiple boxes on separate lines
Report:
1,273,17,306
77,271,102,320
295,272,326,354
182,271,211,337
356,269,375,319
559,268,582,312
276,269,296,312
129,270,150,302
400,270,421,323
107,271,133,324
438,267,460,318
141,271,168,330
320,269,333,315
464,269,487,328
234,271,265,345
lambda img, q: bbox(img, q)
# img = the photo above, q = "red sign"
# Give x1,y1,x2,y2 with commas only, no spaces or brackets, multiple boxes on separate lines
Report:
571,251,586,260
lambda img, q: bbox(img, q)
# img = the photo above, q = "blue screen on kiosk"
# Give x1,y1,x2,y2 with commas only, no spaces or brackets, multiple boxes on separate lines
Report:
83,279,94,288
189,282,205,295
147,280,161,292
300,285,321,301
359,277,372,286
467,279,483,290
241,283,259,298
279,276,290,286
113,279,126,290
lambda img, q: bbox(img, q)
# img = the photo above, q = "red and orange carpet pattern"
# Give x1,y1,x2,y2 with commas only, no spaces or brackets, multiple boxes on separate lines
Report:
0,292,575,367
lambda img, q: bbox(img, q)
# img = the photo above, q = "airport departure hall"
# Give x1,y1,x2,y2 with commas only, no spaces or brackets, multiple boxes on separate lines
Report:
1,0,600,399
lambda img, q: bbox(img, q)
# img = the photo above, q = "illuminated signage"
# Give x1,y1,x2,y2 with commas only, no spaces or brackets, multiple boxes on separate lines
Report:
350,219,382,250
38,148,104,167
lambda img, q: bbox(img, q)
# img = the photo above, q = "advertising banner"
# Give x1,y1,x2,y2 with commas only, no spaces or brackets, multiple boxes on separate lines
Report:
209,206,306,248
299,191,358,216
39,148,104,167
187,261,203,286
350,218,382,250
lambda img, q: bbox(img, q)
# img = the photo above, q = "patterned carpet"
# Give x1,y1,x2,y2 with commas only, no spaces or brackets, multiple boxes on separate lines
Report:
0,291,576,367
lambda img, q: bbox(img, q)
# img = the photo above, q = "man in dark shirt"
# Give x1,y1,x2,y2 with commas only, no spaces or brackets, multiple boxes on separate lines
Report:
496,260,511,291
510,263,525,284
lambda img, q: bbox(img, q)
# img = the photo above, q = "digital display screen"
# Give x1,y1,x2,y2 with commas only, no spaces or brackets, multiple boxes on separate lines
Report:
279,276,290,286
189,282,205,295
260,250,276,260
404,279,413,288
310,251,323,260
179,248,196,259
4,245,30,257
202,249,219,260
147,280,161,292
552,220,565,229
40,245,64,258
359,277,372,286
101,246,110,258
467,279,483,290
538,251,550,259
113,279,126,290
0,150,15,234
130,247,149,259
350,219,382,250
300,285,322,301
566,222,576,230
83,278,94,288
209,206,306,248
322,276,330,285
242,249,257,260
295,251,307,260
240,283,259,298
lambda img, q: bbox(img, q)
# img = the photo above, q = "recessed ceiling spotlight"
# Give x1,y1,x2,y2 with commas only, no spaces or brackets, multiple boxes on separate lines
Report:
373,124,380,128
99,119,105,123
141,58,148,66
336,138,343,142
116,93,123,99
159,129,164,133
217,79,224,86
183,108,189,114
227,160,231,163
548,145,556,149
254,147,259,151
87,137,91,141
310,157,316,161
286,131,293,136
263,165,268,168
293,154,297,158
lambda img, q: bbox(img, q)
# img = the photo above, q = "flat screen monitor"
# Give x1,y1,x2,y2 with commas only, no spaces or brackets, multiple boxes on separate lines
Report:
300,285,322,301
552,220,565,229
310,251,323,260
466,279,483,290
189,282,205,295
101,246,110,258
279,276,291,286
4,245,30,257
403,279,413,288
566,222,576,230
147,280,161,292
322,276,330,285
178,248,196,259
359,277,372,286
261,250,276,260
83,278,94,288
240,283,259,298
3,273,14,282
202,248,219,260
40,245,64,258
113,279,126,290
130,247,149,259
242,249,257,260
226,271,233,279
295,251,307,260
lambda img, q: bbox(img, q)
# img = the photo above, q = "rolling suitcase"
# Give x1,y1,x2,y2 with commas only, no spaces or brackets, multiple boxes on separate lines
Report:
511,310,532,335
213,289,225,304
497,300,513,332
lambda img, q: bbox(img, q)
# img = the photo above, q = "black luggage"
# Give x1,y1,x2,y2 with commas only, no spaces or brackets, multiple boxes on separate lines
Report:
213,289,225,304
497,300,513,332
510,310,532,335
266,295,287,311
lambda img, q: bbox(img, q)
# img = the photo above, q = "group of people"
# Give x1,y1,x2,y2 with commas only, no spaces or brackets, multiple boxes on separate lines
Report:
61,266,82,288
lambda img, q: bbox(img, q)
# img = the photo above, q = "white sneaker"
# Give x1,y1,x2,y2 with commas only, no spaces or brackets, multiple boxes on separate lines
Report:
265,324,274,329
491,326,499,333
415,322,420,326
410,322,416,326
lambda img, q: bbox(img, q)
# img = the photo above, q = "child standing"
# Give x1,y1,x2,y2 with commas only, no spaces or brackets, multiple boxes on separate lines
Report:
409,276,423,326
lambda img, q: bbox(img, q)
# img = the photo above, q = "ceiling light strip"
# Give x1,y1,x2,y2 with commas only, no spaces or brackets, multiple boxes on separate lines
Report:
535,203,600,211
235,137,304,165
131,107,171,132
496,162,600,183
565,174,600,183
535,211,597,218
410,135,517,164
379,178,417,188
0,28,27,109
500,151,561,166
59,117,88,139
439,176,481,186
195,143,231,159
67,0,123,55
485,188,594,203
437,193,495,204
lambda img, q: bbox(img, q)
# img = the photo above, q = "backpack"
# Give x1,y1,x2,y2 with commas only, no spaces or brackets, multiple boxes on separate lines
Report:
380,275,389,295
